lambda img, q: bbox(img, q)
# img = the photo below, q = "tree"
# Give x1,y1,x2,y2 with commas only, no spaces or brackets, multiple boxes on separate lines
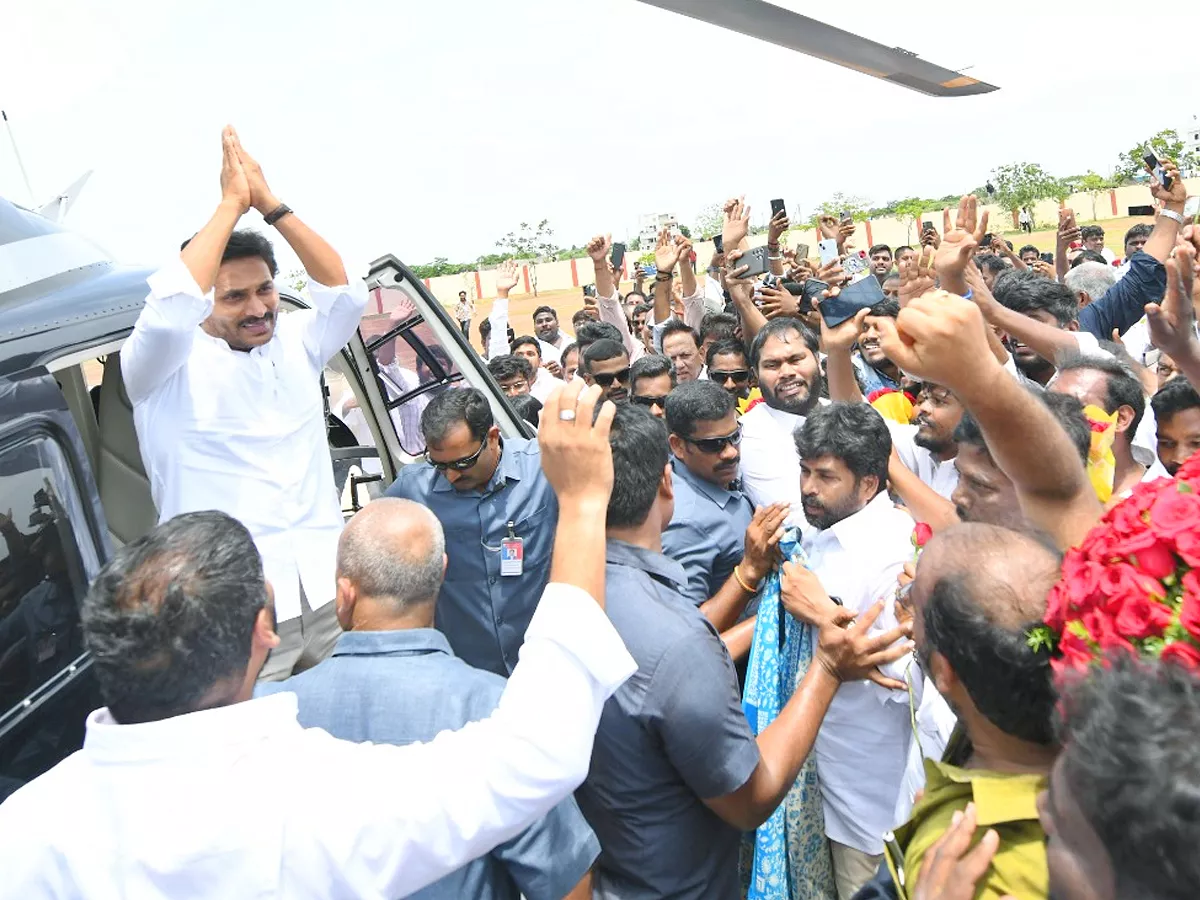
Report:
892,197,931,243
284,268,307,292
693,203,724,240
627,236,641,252
1049,177,1075,205
1114,130,1197,183
1077,170,1114,221
678,225,691,239
808,192,871,226
495,220,558,296
991,162,1059,225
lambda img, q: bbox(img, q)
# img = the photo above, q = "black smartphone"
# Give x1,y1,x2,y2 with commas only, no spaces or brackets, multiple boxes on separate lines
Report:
611,242,626,270
922,221,935,232
980,233,994,248
818,276,885,327
1143,149,1173,190
736,246,771,279
713,234,725,254
1040,251,1054,264
771,198,786,220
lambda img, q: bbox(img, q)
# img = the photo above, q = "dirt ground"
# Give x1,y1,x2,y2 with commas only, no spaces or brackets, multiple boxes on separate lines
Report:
453,215,1152,352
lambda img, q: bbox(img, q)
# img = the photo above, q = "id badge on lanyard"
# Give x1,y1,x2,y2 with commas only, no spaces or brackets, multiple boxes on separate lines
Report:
500,520,523,577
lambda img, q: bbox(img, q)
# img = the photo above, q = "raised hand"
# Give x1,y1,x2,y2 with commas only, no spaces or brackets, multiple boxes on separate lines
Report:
674,234,695,268
219,126,251,214
740,503,790,584
539,381,616,507
767,210,790,244
935,195,988,293
1148,158,1188,206
495,259,521,296
899,245,937,307
227,127,277,215
723,197,751,251
818,215,840,241
759,284,799,320
655,228,683,273
920,222,941,249
816,257,848,288
814,298,871,353
838,217,856,251
1057,208,1082,248
873,290,998,393
1145,238,1198,358
586,233,613,263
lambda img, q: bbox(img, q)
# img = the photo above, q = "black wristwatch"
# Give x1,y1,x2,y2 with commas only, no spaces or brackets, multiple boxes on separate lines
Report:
264,203,293,226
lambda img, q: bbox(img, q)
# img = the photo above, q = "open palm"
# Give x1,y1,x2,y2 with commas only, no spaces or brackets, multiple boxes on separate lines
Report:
495,260,521,293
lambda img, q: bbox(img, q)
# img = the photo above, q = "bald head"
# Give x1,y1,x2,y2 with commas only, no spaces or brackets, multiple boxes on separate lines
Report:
337,499,446,614
913,523,1061,746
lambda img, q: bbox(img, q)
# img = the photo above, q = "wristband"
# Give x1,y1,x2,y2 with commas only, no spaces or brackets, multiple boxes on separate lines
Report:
264,203,292,226
655,272,674,282
1159,208,1185,225
767,243,780,251
733,565,758,594
768,254,782,261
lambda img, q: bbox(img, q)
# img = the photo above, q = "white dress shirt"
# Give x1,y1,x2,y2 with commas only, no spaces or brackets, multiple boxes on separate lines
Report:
803,491,915,856
121,260,368,622
738,400,828,526
0,584,637,900
598,288,704,364
893,675,957,826
487,298,562,364
530,366,559,403
888,422,959,500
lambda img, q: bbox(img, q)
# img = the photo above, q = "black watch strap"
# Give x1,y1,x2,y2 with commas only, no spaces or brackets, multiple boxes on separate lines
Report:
264,203,293,226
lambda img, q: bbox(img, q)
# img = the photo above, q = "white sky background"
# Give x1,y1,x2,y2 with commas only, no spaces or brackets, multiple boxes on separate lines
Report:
3,0,1198,279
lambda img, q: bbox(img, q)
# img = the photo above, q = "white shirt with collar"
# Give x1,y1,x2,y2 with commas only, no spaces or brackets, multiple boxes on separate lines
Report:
888,422,959,500
530,366,559,403
802,491,916,856
738,399,829,526
121,259,368,622
0,584,637,899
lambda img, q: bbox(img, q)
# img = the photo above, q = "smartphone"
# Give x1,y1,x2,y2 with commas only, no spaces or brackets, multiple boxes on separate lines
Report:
1185,196,1200,220
713,234,725,254
736,246,771,279
842,250,870,278
1040,252,1054,264
771,198,786,220
818,275,885,327
980,233,994,248
922,221,935,232
1143,149,1173,191
839,210,852,224
793,242,809,259
611,242,626,270
818,239,840,266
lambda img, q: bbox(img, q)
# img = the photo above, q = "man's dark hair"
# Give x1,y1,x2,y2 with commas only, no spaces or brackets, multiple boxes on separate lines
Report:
509,335,542,358
81,512,267,724
509,393,543,428
1071,250,1110,268
1056,351,1146,436
660,319,700,348
632,301,652,318
1080,225,1104,241
665,380,734,439
869,243,892,257
1152,377,1200,422
479,318,492,339
630,354,676,391
576,321,624,352
1056,656,1200,899
922,526,1059,746
699,311,738,346
560,341,579,363
894,245,914,255
1123,223,1153,250
581,339,628,374
749,317,819,371
607,405,669,529
625,290,647,305
458,290,467,298
978,254,1009,278
1019,244,1040,257
705,337,748,370
182,229,279,277
795,401,890,492
868,299,901,319
533,305,557,321
488,354,533,383
421,386,493,443
955,389,1091,464
994,269,1080,326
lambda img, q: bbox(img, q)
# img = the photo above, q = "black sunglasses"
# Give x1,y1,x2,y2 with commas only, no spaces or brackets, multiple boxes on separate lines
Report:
632,394,668,409
685,425,743,454
425,438,487,471
593,367,631,388
709,369,750,383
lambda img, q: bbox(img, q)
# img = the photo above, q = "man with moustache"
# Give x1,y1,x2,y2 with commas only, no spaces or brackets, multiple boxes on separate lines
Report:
580,340,632,406
122,127,368,680
850,300,902,393
738,318,826,521
888,383,964,499
660,382,788,626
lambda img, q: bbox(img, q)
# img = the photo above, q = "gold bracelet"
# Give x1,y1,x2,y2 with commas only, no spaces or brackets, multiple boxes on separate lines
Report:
733,565,757,594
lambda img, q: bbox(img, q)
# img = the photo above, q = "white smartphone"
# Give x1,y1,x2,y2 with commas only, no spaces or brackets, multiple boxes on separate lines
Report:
1185,196,1200,220
818,239,840,266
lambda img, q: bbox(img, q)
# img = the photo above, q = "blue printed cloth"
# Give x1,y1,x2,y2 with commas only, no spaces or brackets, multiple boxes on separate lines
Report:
741,528,836,900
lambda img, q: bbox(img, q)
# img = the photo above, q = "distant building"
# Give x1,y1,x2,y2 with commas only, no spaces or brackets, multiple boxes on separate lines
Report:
1184,115,1200,160
637,212,679,249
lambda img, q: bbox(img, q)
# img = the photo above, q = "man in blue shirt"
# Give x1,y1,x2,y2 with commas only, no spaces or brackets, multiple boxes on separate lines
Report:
386,388,557,676
579,405,913,899
259,497,596,900
661,381,787,633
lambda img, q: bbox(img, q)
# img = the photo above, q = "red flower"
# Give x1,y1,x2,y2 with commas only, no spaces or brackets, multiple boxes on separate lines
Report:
1098,563,1156,605
1131,541,1178,581
1173,529,1200,567
1149,488,1200,540
1160,639,1200,670
1056,629,1094,673
1044,581,1071,633
1081,610,1134,654
1112,594,1174,640
1181,579,1200,643
1060,551,1104,610
912,522,933,550
1175,451,1200,482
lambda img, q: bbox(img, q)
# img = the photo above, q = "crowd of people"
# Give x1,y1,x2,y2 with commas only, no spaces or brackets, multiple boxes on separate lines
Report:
1,127,1199,900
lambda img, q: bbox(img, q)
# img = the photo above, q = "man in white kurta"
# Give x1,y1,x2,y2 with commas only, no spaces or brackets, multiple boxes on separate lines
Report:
121,127,367,680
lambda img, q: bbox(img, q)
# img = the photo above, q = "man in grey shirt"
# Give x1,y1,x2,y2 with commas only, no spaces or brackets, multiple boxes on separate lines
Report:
577,406,913,898
260,498,596,900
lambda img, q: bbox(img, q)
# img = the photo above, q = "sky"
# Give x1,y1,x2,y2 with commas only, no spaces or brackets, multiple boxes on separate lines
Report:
3,0,1199,278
